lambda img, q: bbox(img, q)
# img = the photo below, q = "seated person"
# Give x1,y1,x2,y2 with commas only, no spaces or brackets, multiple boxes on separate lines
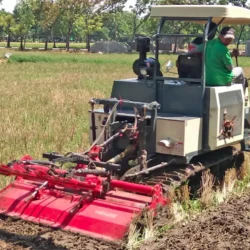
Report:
188,21,218,52
176,22,217,73
144,57,163,77
190,26,245,88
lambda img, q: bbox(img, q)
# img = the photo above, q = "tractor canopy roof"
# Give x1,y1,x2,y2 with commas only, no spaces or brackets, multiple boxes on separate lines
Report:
151,5,250,25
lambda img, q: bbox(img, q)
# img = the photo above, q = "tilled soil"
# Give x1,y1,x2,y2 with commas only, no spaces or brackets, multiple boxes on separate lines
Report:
140,192,250,250
1,192,250,250
0,216,125,250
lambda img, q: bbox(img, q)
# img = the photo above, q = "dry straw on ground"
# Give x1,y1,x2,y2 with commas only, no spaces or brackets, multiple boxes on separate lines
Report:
199,170,215,208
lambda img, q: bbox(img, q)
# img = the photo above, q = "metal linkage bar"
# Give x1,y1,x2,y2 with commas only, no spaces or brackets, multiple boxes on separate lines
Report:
25,181,48,202
43,153,121,171
91,98,161,111
0,163,105,193
100,126,128,148
42,152,65,161
55,156,121,171
154,33,202,38
125,160,175,178
74,169,109,177
17,160,59,169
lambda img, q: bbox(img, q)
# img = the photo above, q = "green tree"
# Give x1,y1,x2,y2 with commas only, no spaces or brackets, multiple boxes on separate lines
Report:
104,0,126,40
220,0,248,7
57,0,106,51
3,14,15,48
100,11,136,42
30,0,60,50
0,11,15,48
12,0,35,50
92,26,110,41
57,0,122,51
75,13,103,51
128,0,153,51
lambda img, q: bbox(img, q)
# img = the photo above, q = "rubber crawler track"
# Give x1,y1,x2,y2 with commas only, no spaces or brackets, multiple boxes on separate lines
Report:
123,146,244,191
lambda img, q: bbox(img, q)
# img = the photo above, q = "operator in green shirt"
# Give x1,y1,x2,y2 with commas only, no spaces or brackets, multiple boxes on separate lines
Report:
192,26,245,87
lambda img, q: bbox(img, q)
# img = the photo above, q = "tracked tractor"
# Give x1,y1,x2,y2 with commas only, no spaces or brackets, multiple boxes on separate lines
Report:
0,4,250,242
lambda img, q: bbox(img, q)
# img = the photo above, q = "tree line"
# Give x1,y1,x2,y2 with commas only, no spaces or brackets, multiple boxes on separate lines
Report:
0,0,249,51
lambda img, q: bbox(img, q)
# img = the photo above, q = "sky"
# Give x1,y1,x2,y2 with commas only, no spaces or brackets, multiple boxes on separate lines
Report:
0,0,135,13
1,0,16,13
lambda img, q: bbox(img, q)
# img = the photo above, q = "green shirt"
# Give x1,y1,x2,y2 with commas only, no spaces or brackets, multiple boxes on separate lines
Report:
198,38,234,86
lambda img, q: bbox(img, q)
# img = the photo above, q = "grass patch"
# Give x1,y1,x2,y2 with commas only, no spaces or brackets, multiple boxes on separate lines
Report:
0,42,89,49
7,52,136,65
0,50,139,163
0,50,177,168
127,210,156,250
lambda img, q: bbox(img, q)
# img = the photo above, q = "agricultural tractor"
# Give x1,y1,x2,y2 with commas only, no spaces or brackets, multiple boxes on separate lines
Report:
0,5,250,242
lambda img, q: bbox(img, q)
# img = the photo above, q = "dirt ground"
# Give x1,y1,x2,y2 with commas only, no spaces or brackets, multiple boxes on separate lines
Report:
0,216,125,250
140,191,250,250
1,192,250,250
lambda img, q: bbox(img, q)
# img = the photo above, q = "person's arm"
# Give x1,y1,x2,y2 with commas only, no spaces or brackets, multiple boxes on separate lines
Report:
226,64,233,71
230,49,239,58
227,49,239,70
221,49,234,72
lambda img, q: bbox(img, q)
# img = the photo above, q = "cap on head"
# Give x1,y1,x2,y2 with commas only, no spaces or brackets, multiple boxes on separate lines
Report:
144,57,156,68
220,27,235,39
144,57,155,64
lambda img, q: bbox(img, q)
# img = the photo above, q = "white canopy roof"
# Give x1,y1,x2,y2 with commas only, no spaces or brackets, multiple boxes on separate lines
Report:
150,5,250,24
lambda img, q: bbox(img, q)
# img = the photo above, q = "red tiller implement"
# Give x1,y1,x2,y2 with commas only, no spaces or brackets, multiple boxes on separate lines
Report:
0,156,168,241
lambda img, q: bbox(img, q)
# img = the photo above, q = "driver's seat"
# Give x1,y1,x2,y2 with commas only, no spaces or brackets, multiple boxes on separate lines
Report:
177,55,202,80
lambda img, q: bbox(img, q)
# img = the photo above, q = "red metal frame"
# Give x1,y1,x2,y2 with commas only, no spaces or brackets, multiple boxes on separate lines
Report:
0,157,169,241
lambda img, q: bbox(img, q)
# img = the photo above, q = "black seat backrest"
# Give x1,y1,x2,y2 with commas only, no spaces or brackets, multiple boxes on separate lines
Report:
177,55,202,80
